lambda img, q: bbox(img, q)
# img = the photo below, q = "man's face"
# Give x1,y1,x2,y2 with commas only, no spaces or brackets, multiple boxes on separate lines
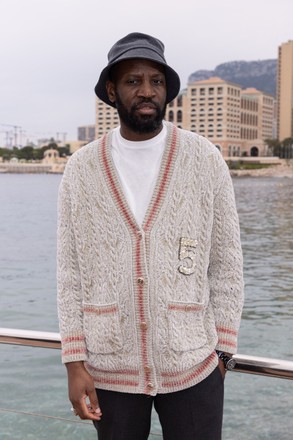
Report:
106,59,167,141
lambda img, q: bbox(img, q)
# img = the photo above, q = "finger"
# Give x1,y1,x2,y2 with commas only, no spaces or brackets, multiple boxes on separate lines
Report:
88,389,102,417
76,395,101,421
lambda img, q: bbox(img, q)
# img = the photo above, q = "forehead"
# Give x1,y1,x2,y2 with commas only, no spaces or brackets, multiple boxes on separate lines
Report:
110,59,165,79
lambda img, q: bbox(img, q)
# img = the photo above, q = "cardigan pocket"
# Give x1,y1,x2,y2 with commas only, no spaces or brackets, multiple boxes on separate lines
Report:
168,301,207,351
83,302,123,354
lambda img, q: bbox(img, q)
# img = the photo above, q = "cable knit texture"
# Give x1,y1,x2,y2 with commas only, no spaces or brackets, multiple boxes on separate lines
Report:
57,122,244,395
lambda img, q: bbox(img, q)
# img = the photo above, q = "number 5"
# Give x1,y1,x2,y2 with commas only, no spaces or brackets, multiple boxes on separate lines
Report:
178,237,198,275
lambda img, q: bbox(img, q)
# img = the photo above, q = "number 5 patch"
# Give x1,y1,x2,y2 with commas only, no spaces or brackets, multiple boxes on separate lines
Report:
178,237,198,275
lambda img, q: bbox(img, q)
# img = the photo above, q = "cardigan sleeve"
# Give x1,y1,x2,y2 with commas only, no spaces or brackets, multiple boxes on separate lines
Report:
57,163,88,363
208,161,244,354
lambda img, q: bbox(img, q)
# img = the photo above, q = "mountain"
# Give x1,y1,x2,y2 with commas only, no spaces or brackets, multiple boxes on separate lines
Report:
188,59,277,96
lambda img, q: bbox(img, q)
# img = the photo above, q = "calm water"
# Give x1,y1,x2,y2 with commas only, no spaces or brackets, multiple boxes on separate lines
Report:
0,174,292,440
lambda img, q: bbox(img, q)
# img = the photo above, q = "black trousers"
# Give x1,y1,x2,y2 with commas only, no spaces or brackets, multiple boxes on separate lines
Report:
93,366,224,440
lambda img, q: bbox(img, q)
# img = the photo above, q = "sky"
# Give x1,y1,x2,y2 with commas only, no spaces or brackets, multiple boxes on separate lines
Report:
0,0,293,146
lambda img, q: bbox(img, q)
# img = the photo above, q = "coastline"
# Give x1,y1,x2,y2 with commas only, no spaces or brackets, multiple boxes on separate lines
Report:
0,163,65,174
1,159,293,178
229,160,293,178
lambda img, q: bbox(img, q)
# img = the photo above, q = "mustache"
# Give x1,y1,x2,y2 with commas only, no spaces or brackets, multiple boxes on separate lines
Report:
132,98,160,110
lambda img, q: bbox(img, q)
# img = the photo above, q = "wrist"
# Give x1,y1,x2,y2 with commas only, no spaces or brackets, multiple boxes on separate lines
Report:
65,361,85,372
216,350,236,370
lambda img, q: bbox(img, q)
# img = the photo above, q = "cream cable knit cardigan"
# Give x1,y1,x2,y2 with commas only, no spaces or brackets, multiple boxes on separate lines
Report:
57,122,244,396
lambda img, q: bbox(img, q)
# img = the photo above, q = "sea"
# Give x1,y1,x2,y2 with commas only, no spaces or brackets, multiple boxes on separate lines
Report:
0,173,292,440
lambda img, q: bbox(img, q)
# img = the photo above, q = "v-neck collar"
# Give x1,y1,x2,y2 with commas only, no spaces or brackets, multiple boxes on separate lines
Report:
98,123,179,234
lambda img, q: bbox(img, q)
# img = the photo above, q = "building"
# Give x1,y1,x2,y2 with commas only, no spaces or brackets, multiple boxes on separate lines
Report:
277,40,293,141
95,99,119,138
240,88,275,156
94,77,275,157
78,125,96,143
67,140,87,154
166,77,275,157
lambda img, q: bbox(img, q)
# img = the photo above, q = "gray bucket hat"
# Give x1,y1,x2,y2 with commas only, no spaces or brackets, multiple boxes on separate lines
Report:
95,32,180,107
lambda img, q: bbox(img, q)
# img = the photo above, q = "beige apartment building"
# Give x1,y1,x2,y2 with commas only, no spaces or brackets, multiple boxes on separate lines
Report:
95,99,119,138
277,40,293,141
94,77,275,157
166,77,275,157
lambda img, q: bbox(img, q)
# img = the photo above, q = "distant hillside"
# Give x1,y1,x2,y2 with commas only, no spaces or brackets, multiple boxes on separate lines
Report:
188,59,277,96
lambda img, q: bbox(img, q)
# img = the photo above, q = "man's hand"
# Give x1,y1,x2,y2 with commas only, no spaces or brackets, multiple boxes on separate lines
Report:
66,361,102,421
218,358,226,380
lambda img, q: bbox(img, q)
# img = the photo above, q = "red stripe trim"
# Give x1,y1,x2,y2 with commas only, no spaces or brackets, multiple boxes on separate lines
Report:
217,327,237,336
144,127,177,231
136,237,142,278
162,353,215,387
135,238,150,383
62,348,87,356
217,339,236,348
101,135,136,232
62,336,85,344
168,304,203,312
83,305,117,315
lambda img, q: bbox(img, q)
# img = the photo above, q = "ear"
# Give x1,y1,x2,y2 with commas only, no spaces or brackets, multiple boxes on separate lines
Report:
106,80,116,104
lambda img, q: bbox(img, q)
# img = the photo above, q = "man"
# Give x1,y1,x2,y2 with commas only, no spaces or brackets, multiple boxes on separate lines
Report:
57,32,244,440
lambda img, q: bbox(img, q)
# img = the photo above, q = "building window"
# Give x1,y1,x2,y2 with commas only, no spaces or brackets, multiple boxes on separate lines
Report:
200,88,205,96
177,110,182,123
168,110,174,122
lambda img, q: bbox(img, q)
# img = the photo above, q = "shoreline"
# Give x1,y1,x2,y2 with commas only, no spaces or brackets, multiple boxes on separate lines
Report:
230,160,293,178
1,160,293,178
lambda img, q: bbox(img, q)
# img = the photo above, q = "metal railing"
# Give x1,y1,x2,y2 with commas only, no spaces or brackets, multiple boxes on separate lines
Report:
1,326,292,439
1,327,293,380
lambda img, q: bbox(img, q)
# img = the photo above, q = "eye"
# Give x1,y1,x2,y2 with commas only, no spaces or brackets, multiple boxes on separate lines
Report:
152,78,165,85
126,79,139,85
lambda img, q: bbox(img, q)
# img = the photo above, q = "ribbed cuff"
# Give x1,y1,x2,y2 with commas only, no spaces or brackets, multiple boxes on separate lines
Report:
216,324,238,354
61,332,88,363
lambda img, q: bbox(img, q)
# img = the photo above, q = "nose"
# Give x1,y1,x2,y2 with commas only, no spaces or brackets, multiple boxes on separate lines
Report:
138,79,155,98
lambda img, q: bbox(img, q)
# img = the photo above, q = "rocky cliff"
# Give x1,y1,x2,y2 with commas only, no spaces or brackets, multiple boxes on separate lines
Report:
188,59,277,96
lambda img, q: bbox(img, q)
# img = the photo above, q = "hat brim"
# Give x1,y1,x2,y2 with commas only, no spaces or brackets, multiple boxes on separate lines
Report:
95,53,180,108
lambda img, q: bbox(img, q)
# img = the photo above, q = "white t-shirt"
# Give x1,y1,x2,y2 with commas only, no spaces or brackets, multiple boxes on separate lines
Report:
111,123,167,226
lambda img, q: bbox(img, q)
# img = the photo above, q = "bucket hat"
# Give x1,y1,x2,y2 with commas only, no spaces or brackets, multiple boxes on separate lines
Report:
95,32,180,107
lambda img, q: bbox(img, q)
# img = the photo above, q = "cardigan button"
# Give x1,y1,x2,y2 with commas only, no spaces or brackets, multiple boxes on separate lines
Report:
146,382,154,389
140,321,147,330
185,304,193,311
144,365,151,373
137,231,143,239
137,277,144,285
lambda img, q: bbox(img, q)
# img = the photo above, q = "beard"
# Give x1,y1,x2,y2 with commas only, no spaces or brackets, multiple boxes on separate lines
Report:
115,92,166,135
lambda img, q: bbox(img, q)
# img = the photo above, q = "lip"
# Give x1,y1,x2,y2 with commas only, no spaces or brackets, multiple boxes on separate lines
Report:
135,102,157,115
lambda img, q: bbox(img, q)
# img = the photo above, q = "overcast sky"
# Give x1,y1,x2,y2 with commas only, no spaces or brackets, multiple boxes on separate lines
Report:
0,0,292,145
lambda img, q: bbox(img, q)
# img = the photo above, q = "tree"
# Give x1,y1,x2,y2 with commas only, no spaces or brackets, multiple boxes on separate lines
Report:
281,138,293,159
57,145,70,157
18,146,34,161
265,138,281,157
282,137,293,147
